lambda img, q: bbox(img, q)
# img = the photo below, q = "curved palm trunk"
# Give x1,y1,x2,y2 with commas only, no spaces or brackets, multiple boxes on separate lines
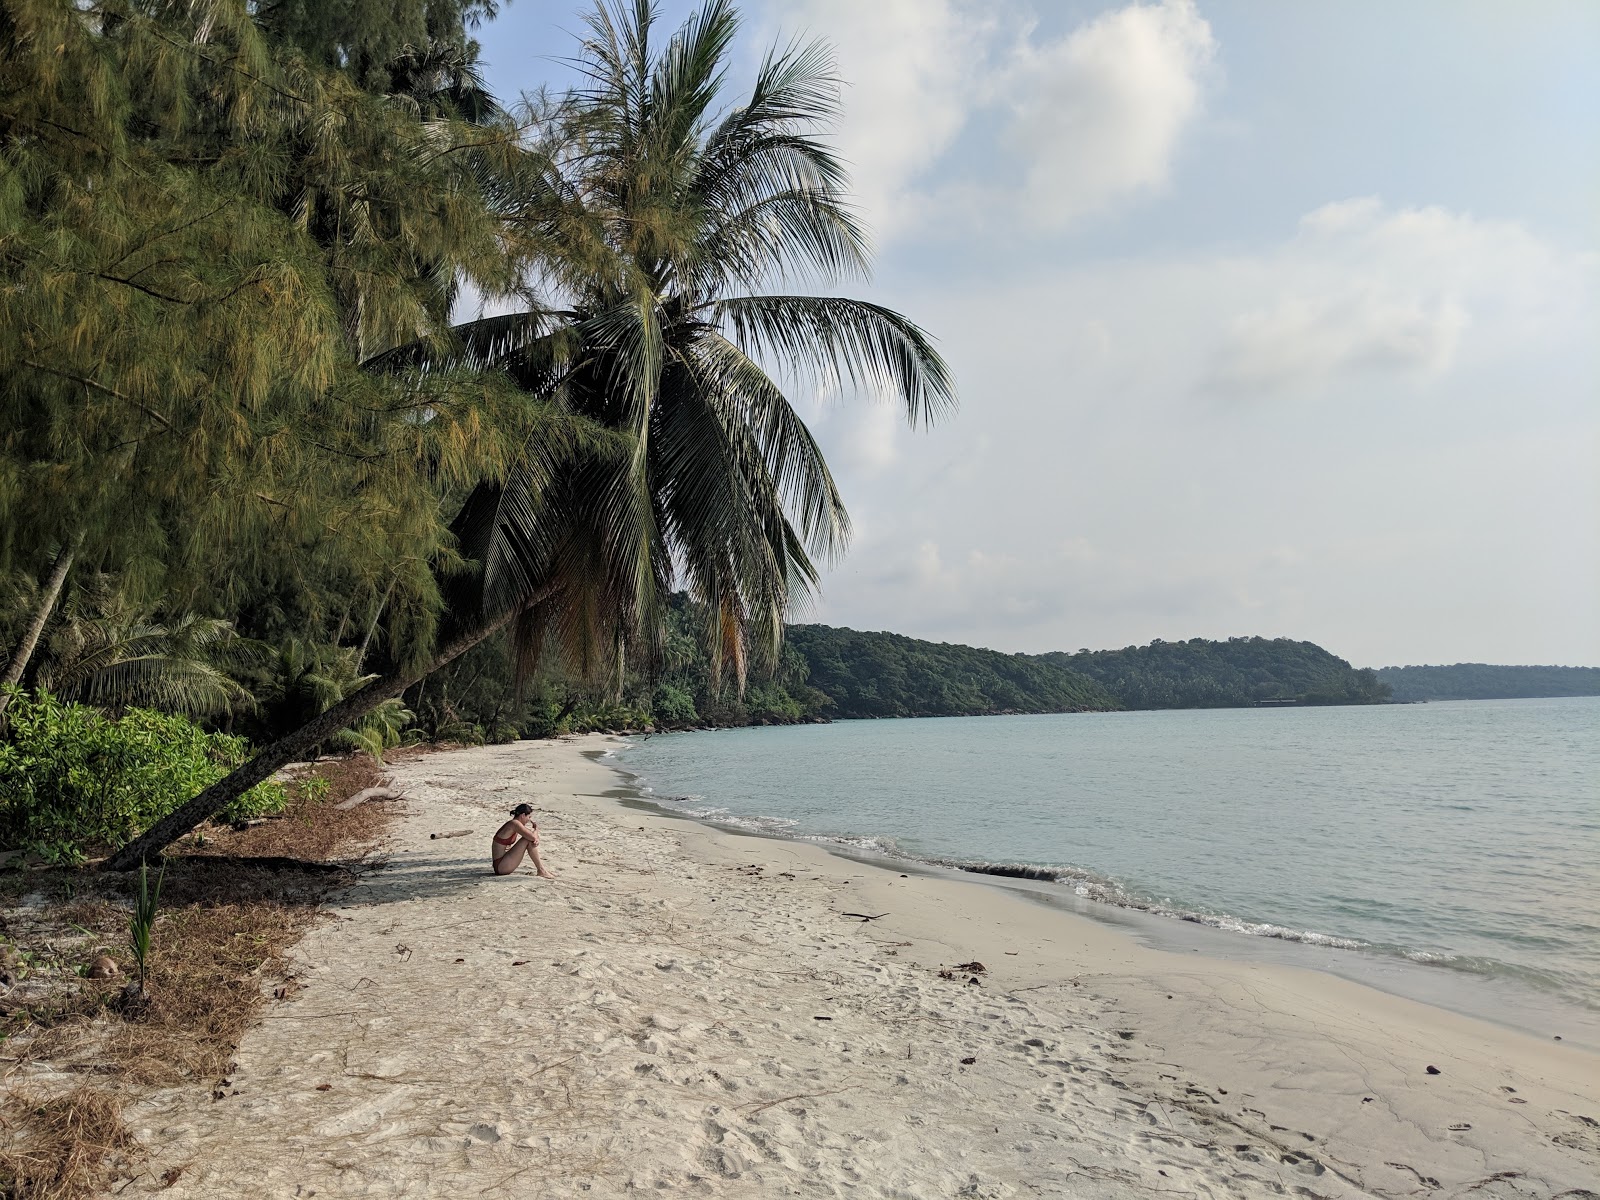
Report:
104,603,525,871
0,533,84,716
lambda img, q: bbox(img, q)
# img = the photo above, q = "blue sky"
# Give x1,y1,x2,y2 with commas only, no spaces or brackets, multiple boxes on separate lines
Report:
470,1,1598,667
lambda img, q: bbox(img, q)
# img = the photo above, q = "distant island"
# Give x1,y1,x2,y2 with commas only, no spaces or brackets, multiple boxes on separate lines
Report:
1374,664,1600,702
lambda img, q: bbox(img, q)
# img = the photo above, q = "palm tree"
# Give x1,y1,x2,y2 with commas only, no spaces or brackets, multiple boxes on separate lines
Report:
106,0,954,870
35,608,256,721
434,0,954,682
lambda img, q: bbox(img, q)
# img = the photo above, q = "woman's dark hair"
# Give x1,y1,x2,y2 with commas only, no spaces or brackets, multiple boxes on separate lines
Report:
511,803,533,818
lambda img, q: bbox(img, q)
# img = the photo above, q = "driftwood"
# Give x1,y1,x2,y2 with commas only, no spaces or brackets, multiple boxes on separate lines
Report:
334,786,403,811
840,912,889,922
429,829,474,840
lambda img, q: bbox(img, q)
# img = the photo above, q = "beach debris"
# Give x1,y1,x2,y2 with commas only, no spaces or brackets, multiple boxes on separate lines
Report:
316,1084,332,1092
335,785,403,811
954,961,986,973
87,955,119,979
1116,1031,1135,1041
813,1015,833,1021
1363,1097,1373,1103
939,970,955,980
840,912,889,922
511,960,529,966
1447,1123,1471,1131
960,1056,977,1065
430,829,473,840
395,944,412,961
1425,1065,1441,1075
1553,1035,1562,1041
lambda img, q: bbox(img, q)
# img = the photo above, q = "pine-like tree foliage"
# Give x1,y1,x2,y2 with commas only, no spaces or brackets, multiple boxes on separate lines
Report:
0,0,538,671
99,0,962,870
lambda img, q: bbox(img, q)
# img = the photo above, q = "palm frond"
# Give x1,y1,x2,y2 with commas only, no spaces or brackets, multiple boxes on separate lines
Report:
711,294,956,426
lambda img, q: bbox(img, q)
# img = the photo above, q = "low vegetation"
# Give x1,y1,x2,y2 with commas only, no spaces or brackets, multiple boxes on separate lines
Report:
0,755,395,1199
0,691,289,866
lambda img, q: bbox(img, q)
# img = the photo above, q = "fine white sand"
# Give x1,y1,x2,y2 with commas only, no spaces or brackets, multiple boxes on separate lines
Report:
127,737,1599,1197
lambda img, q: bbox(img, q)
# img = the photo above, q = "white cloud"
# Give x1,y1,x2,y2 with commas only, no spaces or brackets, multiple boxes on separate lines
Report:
805,196,1595,662
1002,0,1217,228
1206,199,1582,397
769,0,1216,239
776,0,992,237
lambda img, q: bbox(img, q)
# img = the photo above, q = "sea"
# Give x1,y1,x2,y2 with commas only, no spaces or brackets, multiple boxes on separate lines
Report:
609,696,1600,1049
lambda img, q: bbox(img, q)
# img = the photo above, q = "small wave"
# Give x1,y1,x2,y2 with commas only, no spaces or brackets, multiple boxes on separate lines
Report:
938,858,1371,951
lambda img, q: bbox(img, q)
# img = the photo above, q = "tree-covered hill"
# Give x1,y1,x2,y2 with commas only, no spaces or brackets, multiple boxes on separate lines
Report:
1038,637,1390,709
1375,664,1600,702
786,626,1118,719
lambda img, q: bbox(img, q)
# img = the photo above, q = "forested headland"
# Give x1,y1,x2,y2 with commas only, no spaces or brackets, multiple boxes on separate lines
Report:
416,618,1397,735
785,625,1116,718
1040,637,1391,709
1375,664,1600,702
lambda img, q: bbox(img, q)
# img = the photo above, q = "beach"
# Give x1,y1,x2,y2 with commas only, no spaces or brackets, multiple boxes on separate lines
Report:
125,736,1600,1197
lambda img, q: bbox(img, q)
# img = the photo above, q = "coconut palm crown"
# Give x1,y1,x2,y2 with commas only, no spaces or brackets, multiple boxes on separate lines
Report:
418,0,956,691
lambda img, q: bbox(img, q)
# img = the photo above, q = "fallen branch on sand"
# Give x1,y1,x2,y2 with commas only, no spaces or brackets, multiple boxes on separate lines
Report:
335,786,404,811
429,829,473,840
840,912,888,922
740,1086,854,1117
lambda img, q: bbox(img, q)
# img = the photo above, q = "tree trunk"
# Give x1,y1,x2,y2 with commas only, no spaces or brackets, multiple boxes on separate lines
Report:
0,533,83,715
103,604,524,871
356,577,397,671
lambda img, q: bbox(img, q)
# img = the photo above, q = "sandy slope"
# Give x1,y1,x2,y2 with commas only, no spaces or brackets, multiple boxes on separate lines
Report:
124,738,1599,1198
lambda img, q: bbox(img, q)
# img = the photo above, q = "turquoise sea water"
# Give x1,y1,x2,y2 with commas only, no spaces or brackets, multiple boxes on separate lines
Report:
613,697,1599,1038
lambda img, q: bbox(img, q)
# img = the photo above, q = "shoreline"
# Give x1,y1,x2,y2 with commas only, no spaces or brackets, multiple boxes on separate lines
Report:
605,712,1600,1055
126,736,1599,1197
606,755,1600,1057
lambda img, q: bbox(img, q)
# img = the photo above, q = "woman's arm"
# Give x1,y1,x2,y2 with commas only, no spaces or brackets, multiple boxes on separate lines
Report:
511,818,541,843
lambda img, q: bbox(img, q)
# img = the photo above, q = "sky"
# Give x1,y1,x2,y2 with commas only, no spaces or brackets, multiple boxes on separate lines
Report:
470,0,1599,668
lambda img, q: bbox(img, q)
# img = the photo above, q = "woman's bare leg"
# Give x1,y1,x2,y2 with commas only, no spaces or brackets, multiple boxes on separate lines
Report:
493,837,553,878
493,842,528,875
525,839,556,878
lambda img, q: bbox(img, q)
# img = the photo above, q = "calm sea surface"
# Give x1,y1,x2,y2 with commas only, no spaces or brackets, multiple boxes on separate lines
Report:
612,697,1599,1040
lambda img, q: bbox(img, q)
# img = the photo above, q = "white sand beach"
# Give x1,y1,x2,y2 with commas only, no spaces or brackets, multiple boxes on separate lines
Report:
125,737,1599,1197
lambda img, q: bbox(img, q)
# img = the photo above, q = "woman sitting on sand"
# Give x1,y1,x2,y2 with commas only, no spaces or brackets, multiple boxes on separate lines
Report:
492,804,556,878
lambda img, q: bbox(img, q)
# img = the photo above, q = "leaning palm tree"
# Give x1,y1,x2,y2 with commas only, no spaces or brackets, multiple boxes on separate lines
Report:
107,0,954,869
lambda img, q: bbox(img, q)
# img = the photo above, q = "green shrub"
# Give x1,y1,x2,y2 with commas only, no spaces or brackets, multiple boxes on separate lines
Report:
651,682,698,726
0,688,284,864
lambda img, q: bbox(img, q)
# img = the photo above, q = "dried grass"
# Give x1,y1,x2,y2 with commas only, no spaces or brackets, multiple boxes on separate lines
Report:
0,1086,141,1200
181,753,393,863
0,753,400,1198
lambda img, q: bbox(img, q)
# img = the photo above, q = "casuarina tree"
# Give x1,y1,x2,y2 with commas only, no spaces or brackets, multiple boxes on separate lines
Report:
105,0,956,870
